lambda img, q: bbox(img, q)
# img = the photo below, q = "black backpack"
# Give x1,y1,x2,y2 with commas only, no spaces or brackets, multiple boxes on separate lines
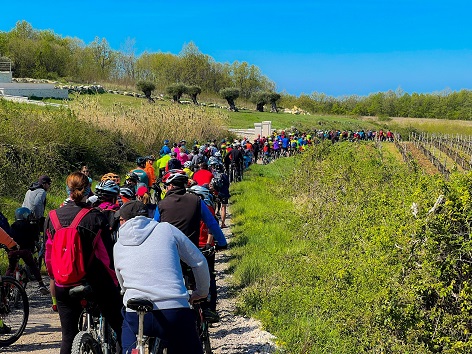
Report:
211,172,224,192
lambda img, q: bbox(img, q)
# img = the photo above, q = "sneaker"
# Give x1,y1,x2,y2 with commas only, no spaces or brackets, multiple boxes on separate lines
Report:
202,309,220,323
39,285,50,295
220,224,227,229
0,324,11,334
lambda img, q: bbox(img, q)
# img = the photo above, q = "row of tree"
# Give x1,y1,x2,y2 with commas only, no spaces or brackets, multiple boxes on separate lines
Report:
0,21,275,99
280,88,472,120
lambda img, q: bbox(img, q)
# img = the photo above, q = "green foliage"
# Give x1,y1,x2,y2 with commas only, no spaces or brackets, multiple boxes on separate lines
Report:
166,83,187,102
0,99,136,208
136,80,156,97
220,87,240,111
279,89,472,120
231,142,462,353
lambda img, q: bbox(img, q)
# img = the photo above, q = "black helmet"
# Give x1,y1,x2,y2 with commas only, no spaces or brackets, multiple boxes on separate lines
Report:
95,180,120,199
125,172,140,184
15,207,32,221
136,157,147,168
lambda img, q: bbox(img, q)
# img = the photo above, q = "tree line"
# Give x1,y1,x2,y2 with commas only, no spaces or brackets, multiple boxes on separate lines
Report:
0,21,274,100
281,88,472,120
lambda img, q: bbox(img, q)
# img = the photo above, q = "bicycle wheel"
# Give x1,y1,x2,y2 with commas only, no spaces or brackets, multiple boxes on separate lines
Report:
71,331,101,354
201,321,212,354
0,276,29,347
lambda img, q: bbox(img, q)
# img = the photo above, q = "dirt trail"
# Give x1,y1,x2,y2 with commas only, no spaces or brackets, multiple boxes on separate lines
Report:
2,212,276,353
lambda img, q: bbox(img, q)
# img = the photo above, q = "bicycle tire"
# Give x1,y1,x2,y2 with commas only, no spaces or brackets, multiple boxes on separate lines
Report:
71,331,102,354
0,276,29,347
201,321,212,354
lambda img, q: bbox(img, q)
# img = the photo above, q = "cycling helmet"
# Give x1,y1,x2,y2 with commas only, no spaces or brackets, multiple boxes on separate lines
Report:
188,185,214,208
199,145,206,153
101,172,121,184
161,169,188,186
164,139,169,145
95,180,120,199
184,161,192,168
120,186,136,199
208,156,219,166
214,151,222,158
136,156,147,167
125,172,140,184
15,207,32,221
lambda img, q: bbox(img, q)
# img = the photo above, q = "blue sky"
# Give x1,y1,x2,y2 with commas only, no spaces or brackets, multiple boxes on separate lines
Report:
2,0,471,97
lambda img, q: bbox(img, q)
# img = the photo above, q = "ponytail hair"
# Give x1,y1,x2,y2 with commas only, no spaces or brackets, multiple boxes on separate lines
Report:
66,172,90,202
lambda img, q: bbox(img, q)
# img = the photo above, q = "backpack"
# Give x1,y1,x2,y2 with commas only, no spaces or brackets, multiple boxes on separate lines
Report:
211,172,224,192
48,208,92,286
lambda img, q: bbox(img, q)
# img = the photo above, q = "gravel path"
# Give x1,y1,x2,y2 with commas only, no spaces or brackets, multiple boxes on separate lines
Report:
2,213,277,353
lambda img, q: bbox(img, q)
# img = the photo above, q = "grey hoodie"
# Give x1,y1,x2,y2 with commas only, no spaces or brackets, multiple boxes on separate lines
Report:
113,216,209,311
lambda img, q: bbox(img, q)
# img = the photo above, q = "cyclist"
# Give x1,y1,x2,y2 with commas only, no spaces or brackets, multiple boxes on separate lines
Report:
153,170,227,249
7,207,49,295
144,155,157,188
193,162,214,188
22,174,51,228
183,160,195,178
166,151,183,171
209,162,230,229
0,227,18,334
155,152,171,179
159,139,171,156
95,180,121,242
114,200,209,354
188,185,220,323
130,157,149,187
44,172,123,354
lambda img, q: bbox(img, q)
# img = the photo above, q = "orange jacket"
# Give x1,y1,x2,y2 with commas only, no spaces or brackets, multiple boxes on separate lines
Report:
144,161,156,187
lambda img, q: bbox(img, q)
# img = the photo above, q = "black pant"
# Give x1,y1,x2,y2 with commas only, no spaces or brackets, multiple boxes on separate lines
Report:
56,278,123,354
6,249,43,285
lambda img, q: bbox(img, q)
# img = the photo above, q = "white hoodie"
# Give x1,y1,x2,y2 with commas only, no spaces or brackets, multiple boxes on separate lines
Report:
113,216,209,311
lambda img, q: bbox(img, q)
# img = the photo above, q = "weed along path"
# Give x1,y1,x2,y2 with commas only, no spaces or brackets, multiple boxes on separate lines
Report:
209,213,277,354
3,212,276,353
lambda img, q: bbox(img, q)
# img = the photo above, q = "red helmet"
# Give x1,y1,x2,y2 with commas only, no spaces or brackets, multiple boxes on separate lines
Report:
162,169,188,186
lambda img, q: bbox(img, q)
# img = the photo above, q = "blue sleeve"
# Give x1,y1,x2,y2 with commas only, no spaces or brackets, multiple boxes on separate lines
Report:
200,201,227,247
153,206,161,222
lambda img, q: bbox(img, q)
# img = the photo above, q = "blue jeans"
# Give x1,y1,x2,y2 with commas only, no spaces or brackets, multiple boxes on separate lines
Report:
121,307,203,354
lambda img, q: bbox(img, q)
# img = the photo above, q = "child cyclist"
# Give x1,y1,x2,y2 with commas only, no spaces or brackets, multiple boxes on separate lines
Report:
6,207,49,295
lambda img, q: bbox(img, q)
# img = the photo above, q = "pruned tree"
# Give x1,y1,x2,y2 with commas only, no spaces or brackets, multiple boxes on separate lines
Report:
267,92,281,113
166,83,187,103
250,91,269,112
220,87,240,112
185,85,202,105
136,80,156,102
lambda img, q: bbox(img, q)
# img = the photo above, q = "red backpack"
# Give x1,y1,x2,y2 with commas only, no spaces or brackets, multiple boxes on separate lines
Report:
48,208,92,286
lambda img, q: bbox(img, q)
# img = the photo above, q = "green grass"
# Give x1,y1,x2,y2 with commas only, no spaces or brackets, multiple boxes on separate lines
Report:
229,143,441,353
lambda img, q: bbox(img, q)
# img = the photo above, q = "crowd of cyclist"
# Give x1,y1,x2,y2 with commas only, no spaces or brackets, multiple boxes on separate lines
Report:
0,127,396,352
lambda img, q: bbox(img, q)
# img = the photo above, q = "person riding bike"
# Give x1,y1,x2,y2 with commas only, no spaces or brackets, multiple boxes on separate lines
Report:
153,170,227,249
95,180,121,243
6,207,49,295
188,185,220,323
114,200,209,354
44,172,123,354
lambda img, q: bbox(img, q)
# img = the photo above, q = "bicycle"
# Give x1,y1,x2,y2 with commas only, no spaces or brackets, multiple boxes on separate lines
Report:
126,298,167,354
69,284,118,354
0,275,29,347
183,246,215,354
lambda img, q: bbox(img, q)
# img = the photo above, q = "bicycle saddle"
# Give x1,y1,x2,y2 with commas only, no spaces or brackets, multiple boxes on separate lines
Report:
69,284,93,299
127,298,154,312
